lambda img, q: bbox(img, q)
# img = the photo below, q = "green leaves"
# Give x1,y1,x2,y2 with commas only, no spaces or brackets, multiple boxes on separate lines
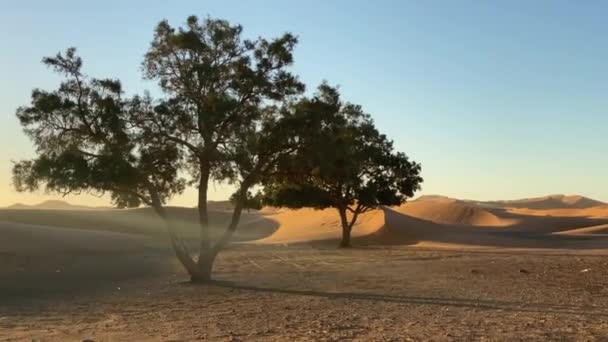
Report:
13,48,185,208
262,84,423,214
141,15,305,196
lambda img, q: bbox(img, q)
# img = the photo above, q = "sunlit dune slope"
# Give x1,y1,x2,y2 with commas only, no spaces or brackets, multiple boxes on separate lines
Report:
507,205,608,219
395,199,510,226
253,205,453,246
412,195,458,204
255,208,385,244
480,195,605,210
253,203,608,250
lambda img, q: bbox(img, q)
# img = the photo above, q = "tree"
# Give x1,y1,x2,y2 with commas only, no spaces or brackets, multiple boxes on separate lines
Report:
13,15,306,283
230,190,264,212
140,15,304,281
11,48,199,271
263,84,423,247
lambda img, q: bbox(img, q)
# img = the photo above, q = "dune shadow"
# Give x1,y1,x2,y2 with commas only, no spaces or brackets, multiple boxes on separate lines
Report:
0,207,281,243
374,207,608,250
0,210,280,307
0,221,181,307
486,207,608,233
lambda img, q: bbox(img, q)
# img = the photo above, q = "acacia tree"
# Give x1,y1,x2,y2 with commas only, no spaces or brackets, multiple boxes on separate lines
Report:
11,48,202,270
140,15,304,281
13,16,305,282
263,84,423,247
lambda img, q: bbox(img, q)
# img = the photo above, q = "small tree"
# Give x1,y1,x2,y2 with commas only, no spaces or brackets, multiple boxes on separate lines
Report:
263,84,423,247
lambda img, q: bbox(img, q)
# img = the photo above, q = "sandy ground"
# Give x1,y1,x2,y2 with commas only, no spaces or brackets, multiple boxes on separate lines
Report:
3,241,608,341
3,196,608,341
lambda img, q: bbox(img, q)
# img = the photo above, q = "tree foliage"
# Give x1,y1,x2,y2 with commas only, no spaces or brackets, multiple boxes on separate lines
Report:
13,15,423,281
13,48,185,208
11,48,206,271
263,84,423,247
141,15,304,183
138,15,304,280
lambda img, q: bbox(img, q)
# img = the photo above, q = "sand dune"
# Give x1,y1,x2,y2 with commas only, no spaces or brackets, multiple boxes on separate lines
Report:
395,200,510,226
253,197,608,250
6,200,104,210
478,194,605,210
412,195,459,203
507,205,608,219
4,197,608,341
255,208,385,244
553,224,608,236
4,194,608,251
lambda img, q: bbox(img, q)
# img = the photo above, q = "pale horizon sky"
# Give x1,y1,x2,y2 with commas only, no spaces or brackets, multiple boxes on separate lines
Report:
1,0,608,207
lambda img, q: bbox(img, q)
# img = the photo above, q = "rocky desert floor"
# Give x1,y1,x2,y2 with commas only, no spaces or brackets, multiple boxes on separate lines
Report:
3,242,608,341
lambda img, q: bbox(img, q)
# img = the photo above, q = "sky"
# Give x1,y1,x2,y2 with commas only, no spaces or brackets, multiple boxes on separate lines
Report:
1,0,607,207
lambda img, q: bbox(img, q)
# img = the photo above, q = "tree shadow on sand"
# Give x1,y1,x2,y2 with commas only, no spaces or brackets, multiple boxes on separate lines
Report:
206,280,608,317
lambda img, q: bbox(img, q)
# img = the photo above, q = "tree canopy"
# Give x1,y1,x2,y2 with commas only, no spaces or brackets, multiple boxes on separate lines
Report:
138,15,305,280
13,48,185,208
263,84,423,247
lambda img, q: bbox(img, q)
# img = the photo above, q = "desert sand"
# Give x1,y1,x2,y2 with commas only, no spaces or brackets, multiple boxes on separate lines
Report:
2,195,608,340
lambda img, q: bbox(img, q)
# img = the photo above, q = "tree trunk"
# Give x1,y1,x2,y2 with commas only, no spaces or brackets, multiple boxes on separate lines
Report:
338,206,352,248
213,189,247,253
340,226,352,248
148,198,199,278
191,189,248,282
191,253,214,283
197,164,212,281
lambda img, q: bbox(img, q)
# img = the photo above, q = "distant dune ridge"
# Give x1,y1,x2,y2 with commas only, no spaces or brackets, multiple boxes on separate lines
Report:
4,199,234,211
6,200,104,210
7,194,604,212
473,194,605,210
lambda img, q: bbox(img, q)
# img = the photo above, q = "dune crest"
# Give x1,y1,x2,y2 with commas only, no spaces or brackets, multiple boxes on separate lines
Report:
508,205,608,219
413,195,458,203
6,200,101,210
479,194,605,210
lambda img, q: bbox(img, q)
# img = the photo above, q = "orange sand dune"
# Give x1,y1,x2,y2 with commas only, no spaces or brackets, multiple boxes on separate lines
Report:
252,199,608,250
413,195,459,204
255,208,384,244
507,205,608,218
6,194,608,251
254,206,454,246
395,200,511,226
480,194,605,210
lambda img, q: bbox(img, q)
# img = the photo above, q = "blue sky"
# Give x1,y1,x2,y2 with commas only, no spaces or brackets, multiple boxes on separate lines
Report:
1,0,607,206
